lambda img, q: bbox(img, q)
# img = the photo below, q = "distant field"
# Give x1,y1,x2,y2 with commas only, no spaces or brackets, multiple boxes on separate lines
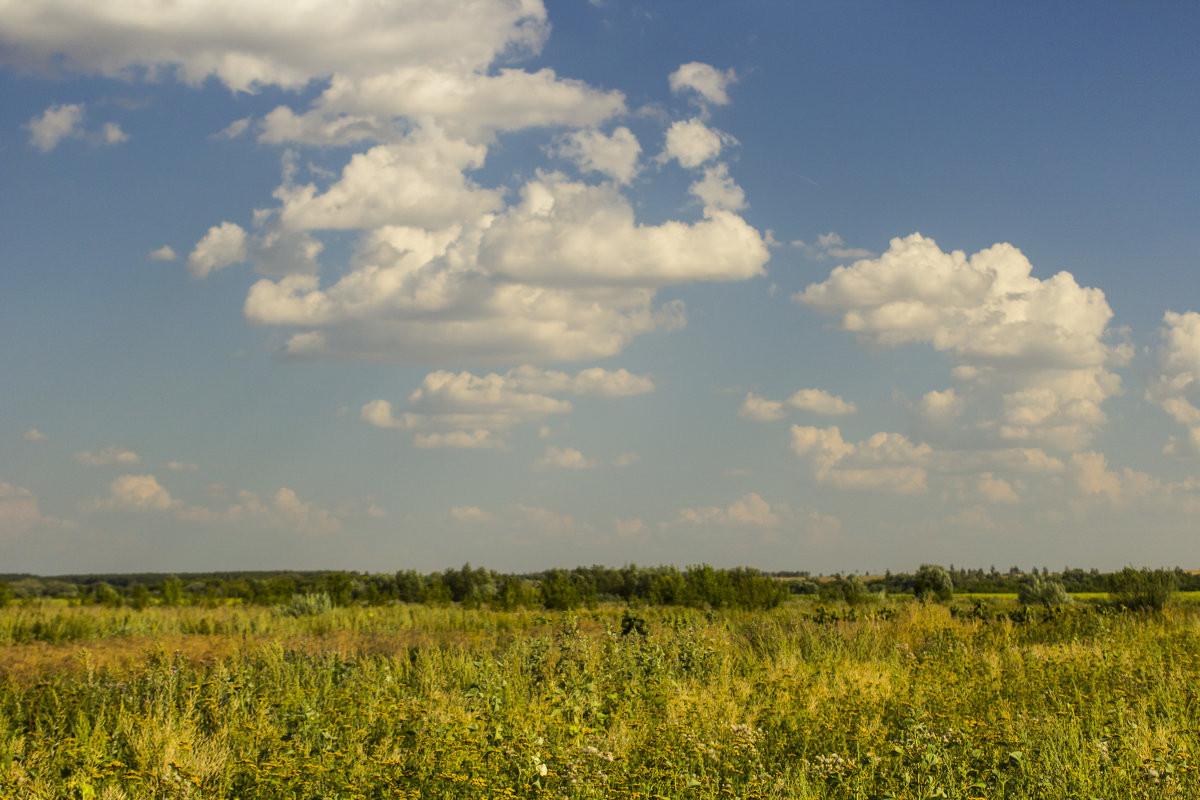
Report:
2,598,1199,799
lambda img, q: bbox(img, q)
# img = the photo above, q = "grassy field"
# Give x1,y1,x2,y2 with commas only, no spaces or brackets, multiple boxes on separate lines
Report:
1,598,1198,798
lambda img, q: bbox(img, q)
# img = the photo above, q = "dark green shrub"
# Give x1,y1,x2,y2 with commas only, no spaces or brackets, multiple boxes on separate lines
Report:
539,569,582,610
1017,575,1071,608
913,564,953,603
727,567,787,610
821,574,874,606
1108,567,1176,611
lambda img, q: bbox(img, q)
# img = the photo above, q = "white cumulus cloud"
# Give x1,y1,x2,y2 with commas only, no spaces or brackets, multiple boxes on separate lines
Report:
787,389,857,416
533,445,597,470
660,118,730,168
797,233,1127,450
99,474,175,511
668,62,736,105
26,103,85,151
188,222,248,279
738,393,786,422
555,126,641,184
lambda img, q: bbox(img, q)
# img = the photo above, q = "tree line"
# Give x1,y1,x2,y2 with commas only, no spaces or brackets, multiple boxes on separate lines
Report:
0,563,1193,611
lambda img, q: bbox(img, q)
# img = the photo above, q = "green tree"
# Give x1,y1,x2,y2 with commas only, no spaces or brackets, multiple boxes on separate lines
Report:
539,569,582,610
129,584,151,610
161,577,184,606
912,564,953,603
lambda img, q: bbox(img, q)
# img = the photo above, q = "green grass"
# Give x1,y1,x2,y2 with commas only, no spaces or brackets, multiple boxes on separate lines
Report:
1,599,1199,798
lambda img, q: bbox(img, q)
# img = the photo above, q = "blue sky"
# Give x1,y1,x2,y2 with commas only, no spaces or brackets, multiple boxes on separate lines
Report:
2,1,1199,575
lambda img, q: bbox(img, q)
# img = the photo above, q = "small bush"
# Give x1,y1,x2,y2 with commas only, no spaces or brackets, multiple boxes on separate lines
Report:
1017,576,1071,608
912,565,953,603
1108,567,1176,611
285,591,333,617
821,575,874,606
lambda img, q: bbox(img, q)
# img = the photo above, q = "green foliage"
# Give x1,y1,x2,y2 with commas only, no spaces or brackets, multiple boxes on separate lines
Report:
0,582,11,608
1107,567,1177,610
129,584,151,610
285,591,333,617
92,581,122,608
4,601,1200,799
913,564,954,603
160,577,184,606
1017,575,1071,608
539,569,588,610
821,574,875,606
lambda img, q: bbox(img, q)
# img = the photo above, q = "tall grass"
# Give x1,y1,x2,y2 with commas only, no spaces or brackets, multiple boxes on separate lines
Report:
0,600,1197,798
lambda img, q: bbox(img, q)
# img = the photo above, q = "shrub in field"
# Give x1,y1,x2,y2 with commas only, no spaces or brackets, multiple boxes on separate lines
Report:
821,574,875,606
1017,575,1071,608
92,581,123,607
727,567,787,610
285,591,333,616
913,564,953,602
129,584,151,610
1107,567,1176,610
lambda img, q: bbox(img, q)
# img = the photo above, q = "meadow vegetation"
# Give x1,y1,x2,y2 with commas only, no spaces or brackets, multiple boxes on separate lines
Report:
0,567,1198,799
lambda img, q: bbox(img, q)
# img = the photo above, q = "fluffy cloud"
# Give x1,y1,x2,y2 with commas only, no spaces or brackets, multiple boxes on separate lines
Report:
26,103,84,151
669,62,736,105
149,245,177,261
660,118,730,168
243,173,764,362
790,425,930,494
666,493,785,528
917,388,965,426
188,222,247,279
533,445,597,470
976,472,1021,504
0,482,44,535
273,131,502,232
74,446,140,467
787,389,856,416
21,429,48,442
689,163,746,212
101,121,129,144
24,103,128,151
738,393,786,422
0,0,552,93
99,474,174,511
478,177,766,287
797,233,1128,450
8,0,770,369
0,483,75,537
224,488,341,536
1147,310,1200,455
362,365,651,448
738,389,855,421
555,126,641,184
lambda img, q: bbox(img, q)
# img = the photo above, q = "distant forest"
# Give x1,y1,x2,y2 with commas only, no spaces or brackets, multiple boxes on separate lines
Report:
1,564,1196,611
